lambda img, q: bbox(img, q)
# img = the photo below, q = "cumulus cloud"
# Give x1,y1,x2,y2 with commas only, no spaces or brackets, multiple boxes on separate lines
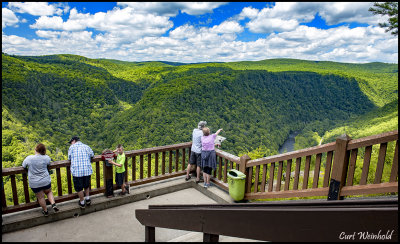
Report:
2,2,398,64
30,7,173,42
117,2,227,16
237,2,384,34
318,2,382,25
2,8,19,28
7,2,65,16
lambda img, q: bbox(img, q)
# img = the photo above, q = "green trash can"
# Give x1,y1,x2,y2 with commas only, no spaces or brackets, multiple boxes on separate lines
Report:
227,169,246,201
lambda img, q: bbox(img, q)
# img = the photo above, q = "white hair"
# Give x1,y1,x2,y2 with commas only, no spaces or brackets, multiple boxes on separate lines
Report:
198,121,207,129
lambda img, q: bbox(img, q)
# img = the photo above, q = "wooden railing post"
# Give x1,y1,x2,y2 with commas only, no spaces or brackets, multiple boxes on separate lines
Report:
239,155,251,194
328,134,351,200
104,161,114,197
239,155,250,174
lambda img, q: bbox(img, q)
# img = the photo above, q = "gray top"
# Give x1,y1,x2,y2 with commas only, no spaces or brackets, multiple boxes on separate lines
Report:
191,128,203,153
22,154,51,188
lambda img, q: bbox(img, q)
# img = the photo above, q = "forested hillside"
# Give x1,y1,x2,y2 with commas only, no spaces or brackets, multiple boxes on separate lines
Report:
2,53,398,169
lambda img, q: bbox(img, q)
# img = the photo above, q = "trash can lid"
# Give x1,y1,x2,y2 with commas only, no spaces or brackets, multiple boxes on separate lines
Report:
228,169,246,179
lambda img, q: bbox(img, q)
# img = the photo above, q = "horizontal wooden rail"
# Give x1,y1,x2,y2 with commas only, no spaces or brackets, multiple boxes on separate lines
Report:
124,142,192,157
347,130,398,150
246,142,336,167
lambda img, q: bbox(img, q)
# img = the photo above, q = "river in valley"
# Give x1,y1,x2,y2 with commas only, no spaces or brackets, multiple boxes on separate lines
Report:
278,131,301,154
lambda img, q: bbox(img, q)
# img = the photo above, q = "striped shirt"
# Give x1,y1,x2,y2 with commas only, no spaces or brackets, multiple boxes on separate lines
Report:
68,141,94,177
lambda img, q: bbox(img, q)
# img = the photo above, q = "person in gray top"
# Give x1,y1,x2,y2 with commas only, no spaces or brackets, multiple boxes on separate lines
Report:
22,143,59,216
185,121,207,183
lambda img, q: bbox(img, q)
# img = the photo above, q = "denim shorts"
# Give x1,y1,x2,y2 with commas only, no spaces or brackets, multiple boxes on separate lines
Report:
31,183,52,193
189,151,201,165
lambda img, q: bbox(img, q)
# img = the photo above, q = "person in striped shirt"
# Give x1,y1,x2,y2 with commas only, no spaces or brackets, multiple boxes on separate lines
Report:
68,136,94,209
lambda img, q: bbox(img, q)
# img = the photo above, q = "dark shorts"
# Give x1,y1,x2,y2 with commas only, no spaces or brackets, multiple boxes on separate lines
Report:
115,172,125,186
190,151,201,165
31,183,52,193
73,175,91,192
203,166,212,175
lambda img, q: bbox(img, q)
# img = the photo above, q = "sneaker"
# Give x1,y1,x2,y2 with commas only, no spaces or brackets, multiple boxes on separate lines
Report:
119,191,126,196
42,210,49,216
78,200,85,209
52,203,59,212
204,183,208,189
185,175,191,181
85,199,91,206
125,185,130,194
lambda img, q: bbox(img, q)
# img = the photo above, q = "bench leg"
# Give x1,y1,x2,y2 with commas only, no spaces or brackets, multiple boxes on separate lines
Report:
145,226,155,242
203,233,219,242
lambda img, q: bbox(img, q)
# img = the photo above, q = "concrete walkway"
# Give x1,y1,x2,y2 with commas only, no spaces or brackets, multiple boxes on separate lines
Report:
2,176,261,242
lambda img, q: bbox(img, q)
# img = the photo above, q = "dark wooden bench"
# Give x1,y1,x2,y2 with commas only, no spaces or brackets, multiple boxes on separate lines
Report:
136,198,398,242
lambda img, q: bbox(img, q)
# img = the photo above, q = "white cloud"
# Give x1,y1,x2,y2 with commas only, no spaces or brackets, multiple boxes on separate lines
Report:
210,21,243,34
30,7,173,42
238,2,384,34
117,2,227,16
318,2,381,25
7,2,65,16
2,2,398,64
30,16,65,30
35,30,61,39
2,8,19,28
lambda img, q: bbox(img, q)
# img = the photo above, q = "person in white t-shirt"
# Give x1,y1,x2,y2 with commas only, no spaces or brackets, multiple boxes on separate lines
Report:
185,121,207,183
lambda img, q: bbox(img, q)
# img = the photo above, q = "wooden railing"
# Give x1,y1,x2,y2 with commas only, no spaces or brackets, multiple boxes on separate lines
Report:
2,142,192,214
243,130,398,200
2,130,398,214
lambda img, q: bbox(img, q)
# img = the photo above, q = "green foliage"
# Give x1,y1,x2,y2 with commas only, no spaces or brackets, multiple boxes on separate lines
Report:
369,2,398,35
2,53,398,205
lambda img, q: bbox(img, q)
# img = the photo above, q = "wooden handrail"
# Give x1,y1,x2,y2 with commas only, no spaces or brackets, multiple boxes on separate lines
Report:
246,142,335,167
347,130,398,150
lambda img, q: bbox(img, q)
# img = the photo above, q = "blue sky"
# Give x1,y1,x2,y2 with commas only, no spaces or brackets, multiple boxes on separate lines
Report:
2,2,398,63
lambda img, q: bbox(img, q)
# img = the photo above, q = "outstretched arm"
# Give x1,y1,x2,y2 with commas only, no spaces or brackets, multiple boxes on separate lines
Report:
108,160,122,167
215,128,223,136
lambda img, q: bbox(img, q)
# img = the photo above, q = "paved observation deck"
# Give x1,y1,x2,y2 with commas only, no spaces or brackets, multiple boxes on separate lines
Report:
2,176,260,242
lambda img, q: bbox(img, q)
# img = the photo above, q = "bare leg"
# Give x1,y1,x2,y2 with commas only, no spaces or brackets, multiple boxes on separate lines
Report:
36,191,47,211
78,190,85,202
84,187,90,198
44,188,55,205
203,171,207,184
196,166,201,181
186,164,191,178
122,182,126,193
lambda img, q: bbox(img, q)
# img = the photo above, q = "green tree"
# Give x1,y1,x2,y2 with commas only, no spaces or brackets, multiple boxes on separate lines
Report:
369,2,398,35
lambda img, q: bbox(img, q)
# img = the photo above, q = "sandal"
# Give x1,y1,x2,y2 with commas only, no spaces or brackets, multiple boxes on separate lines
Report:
185,175,191,181
195,179,200,184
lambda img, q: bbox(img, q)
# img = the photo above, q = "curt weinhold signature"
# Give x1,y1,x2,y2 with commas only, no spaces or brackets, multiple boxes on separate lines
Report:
339,230,395,241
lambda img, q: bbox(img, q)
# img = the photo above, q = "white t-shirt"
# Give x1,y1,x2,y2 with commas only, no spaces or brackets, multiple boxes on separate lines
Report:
191,128,203,153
